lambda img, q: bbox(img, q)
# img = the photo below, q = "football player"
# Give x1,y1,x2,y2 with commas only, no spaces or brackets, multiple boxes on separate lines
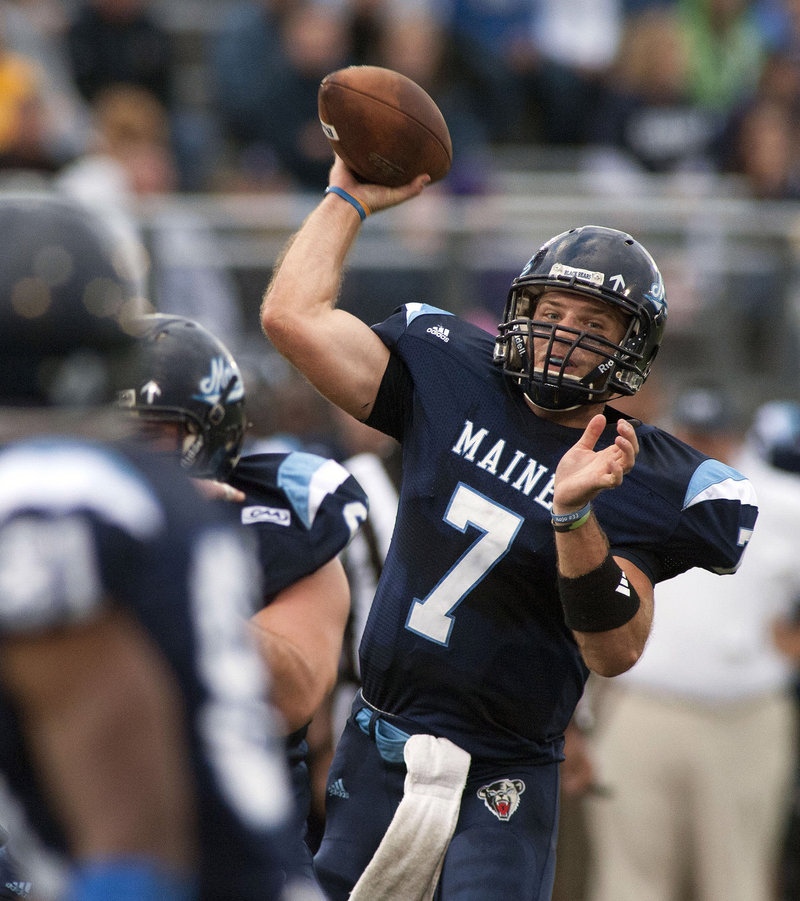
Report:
122,313,368,884
0,194,308,901
260,155,760,901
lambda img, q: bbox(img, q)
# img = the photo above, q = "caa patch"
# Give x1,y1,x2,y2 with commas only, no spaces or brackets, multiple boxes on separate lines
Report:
241,506,291,526
477,778,526,821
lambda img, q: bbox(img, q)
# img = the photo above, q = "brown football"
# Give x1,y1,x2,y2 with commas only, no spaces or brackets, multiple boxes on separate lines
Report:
318,65,452,187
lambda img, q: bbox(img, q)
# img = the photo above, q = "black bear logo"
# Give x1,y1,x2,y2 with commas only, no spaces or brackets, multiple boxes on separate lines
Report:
477,778,526,821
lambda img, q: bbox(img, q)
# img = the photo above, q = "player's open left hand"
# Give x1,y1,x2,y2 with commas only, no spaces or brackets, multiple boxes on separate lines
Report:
552,414,639,512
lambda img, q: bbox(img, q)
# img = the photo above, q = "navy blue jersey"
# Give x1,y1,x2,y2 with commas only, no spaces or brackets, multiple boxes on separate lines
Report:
361,304,758,764
229,452,368,602
0,438,299,900
227,450,368,871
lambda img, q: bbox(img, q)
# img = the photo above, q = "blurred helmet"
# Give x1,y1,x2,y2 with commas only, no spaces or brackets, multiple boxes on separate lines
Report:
0,192,143,406
494,225,667,411
121,314,246,479
747,400,800,473
672,385,736,433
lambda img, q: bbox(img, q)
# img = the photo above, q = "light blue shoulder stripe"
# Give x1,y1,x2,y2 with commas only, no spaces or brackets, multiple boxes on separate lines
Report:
683,459,758,509
405,303,455,324
277,452,350,529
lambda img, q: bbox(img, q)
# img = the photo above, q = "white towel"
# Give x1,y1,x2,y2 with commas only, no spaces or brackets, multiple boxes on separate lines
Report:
348,733,471,901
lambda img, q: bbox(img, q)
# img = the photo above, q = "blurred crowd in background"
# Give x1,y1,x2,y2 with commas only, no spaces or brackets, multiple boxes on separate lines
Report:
3,0,800,346
3,0,800,196
4,2,800,900
3,0,800,368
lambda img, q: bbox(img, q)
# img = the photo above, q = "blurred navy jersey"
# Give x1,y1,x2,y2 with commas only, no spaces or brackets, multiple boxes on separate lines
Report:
229,451,368,602
0,438,298,901
362,304,759,764
228,451,367,871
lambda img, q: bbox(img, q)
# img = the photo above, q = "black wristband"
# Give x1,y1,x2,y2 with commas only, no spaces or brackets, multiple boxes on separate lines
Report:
558,554,640,633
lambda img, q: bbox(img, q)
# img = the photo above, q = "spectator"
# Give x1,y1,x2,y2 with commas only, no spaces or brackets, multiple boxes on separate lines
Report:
527,0,624,145
211,0,353,191
585,7,723,174
0,1,89,164
0,31,63,176
677,0,768,112
372,5,491,194
586,386,799,901
66,0,173,108
437,0,537,142
725,95,800,198
442,0,622,146
56,84,246,352
62,0,220,185
752,400,800,901
717,45,800,197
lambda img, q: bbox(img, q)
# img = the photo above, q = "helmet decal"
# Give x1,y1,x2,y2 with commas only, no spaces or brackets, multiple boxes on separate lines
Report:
548,262,605,287
140,380,162,404
195,355,245,405
644,277,667,311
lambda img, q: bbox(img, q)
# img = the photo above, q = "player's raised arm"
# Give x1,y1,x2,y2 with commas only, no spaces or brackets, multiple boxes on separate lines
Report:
261,156,428,421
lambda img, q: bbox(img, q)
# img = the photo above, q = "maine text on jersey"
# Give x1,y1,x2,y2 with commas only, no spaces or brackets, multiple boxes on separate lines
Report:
451,420,555,510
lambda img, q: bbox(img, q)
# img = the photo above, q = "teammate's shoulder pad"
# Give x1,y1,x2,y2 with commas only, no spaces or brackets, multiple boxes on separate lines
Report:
277,451,363,529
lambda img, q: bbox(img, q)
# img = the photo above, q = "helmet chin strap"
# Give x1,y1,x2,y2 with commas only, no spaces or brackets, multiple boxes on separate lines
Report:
523,389,583,413
181,430,205,471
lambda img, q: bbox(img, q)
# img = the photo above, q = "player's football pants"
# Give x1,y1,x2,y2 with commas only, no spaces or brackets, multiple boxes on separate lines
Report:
314,709,560,901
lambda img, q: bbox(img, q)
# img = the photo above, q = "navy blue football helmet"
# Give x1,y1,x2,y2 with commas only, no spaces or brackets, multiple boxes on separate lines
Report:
0,193,143,406
494,225,668,411
122,314,246,479
747,400,800,473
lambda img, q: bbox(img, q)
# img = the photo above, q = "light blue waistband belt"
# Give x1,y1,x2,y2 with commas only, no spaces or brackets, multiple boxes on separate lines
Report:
355,707,411,765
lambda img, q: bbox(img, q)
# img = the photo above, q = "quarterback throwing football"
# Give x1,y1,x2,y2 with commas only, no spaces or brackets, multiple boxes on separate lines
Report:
261,155,759,901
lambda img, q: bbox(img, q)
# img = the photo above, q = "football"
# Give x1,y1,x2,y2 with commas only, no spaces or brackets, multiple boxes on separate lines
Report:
318,65,452,187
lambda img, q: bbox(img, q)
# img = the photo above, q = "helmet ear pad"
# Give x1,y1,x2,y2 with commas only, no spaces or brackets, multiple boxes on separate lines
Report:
500,288,540,373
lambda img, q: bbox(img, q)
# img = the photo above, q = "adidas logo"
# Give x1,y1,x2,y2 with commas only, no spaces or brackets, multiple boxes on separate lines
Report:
616,574,630,597
426,325,450,343
327,778,349,799
4,882,32,897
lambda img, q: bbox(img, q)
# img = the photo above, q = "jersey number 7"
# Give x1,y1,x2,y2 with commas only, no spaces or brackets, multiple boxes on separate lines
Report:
405,483,523,646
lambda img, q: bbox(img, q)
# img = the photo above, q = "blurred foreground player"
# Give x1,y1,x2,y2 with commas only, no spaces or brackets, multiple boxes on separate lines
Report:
122,313,367,885
261,155,760,900
0,194,306,901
